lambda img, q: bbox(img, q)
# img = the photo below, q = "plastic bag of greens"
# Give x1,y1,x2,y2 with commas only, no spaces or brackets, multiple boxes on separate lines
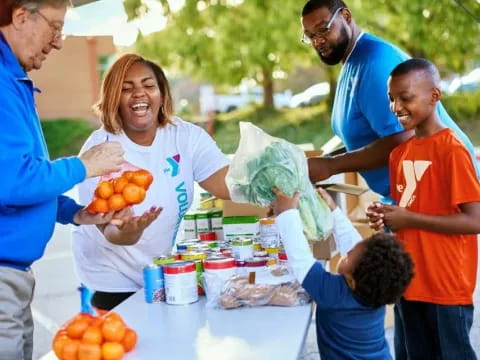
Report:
226,122,332,241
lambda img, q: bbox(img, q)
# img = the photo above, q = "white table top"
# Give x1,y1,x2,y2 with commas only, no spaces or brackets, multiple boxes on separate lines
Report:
116,291,313,360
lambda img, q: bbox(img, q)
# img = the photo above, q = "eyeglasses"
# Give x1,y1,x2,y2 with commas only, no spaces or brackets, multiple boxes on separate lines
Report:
301,7,344,45
34,10,64,42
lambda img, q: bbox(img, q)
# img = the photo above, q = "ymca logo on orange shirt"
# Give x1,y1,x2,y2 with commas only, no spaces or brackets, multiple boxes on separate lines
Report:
397,160,432,207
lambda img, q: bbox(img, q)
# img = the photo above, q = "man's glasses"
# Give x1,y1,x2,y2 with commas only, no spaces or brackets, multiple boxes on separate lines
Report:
301,7,344,45
35,10,64,42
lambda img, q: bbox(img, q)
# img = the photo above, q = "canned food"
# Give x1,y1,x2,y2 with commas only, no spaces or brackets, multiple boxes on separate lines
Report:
231,237,253,261
204,257,236,285
252,242,263,251
143,264,164,303
244,257,268,267
266,258,277,267
278,250,288,265
181,251,207,261
265,247,281,259
253,250,268,258
153,255,176,266
163,261,198,305
199,231,216,241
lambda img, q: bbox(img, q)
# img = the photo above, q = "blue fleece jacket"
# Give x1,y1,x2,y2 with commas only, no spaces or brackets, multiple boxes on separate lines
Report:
0,32,86,270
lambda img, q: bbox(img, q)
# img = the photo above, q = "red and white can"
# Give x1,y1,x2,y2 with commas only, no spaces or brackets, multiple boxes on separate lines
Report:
163,261,198,305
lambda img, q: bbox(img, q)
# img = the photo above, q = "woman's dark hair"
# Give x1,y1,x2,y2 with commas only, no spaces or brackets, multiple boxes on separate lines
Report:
353,233,414,307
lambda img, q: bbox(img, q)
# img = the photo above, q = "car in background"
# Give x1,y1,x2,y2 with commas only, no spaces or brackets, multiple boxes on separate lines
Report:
444,67,480,94
289,82,330,108
199,85,292,113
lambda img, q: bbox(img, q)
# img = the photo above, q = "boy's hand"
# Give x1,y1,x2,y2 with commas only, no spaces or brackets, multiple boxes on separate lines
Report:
366,202,385,230
316,187,336,211
380,204,411,231
270,188,300,216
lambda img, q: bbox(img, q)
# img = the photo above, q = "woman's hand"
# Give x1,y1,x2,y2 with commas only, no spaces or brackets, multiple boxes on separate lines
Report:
100,206,163,245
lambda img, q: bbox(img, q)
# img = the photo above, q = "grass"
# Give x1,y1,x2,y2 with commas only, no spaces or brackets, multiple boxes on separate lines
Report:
40,119,97,159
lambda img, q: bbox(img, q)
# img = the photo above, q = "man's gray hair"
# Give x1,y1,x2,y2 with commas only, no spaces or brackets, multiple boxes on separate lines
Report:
20,0,72,12
0,0,71,26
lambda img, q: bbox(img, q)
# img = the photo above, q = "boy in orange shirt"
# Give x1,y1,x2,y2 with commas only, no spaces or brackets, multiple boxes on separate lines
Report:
367,58,480,359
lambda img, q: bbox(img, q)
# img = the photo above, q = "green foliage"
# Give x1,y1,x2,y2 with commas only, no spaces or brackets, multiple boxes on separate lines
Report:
212,103,333,154
442,89,480,144
349,0,480,73
41,119,97,159
129,0,311,105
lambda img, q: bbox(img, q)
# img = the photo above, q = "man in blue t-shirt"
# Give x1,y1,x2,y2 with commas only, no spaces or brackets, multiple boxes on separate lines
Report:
300,0,479,358
303,0,479,199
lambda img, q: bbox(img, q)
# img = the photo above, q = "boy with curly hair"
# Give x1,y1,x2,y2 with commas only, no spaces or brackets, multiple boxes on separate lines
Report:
270,188,414,359
367,58,480,358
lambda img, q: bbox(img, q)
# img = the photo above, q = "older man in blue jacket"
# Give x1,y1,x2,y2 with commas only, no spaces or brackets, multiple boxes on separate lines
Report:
0,1,125,359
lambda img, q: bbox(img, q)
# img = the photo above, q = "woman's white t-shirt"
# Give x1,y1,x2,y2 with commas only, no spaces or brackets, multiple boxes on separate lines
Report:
72,117,229,292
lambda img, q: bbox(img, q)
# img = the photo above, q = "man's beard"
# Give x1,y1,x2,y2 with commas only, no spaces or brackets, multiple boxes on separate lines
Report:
316,26,350,65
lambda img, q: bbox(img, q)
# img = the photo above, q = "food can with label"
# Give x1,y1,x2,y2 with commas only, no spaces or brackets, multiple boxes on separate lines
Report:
163,261,198,305
244,257,268,272
278,250,288,265
204,257,236,282
143,264,164,303
153,254,176,266
231,237,254,261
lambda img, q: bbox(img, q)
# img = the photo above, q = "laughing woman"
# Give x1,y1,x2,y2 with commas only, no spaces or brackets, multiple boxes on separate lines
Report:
72,54,230,311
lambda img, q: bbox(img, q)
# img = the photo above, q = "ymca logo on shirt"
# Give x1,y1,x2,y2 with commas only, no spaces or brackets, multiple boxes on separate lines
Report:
164,154,181,177
397,160,432,207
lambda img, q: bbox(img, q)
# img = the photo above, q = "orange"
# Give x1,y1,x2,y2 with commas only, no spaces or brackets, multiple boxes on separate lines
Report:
95,181,114,200
101,342,125,360
101,318,126,342
113,176,129,193
62,338,80,360
89,316,104,328
78,343,102,360
122,170,134,181
108,194,127,212
121,328,137,352
67,318,90,339
87,198,109,214
122,184,145,205
52,333,69,358
81,326,103,345
103,312,124,323
131,169,153,190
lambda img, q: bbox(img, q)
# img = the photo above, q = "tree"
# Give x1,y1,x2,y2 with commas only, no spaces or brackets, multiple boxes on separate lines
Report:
124,0,312,109
349,0,479,74
124,0,479,109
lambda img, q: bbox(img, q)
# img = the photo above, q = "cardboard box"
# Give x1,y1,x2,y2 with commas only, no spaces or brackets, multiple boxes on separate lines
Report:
222,200,269,218
309,234,337,260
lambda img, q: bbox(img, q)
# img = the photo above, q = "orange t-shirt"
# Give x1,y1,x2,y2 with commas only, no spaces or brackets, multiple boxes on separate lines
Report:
390,128,480,305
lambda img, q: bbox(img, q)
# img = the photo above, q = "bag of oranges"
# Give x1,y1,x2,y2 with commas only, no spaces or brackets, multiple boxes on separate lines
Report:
86,161,153,214
52,312,137,360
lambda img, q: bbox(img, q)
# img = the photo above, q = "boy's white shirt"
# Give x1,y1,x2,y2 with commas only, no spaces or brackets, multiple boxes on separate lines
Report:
276,207,362,283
